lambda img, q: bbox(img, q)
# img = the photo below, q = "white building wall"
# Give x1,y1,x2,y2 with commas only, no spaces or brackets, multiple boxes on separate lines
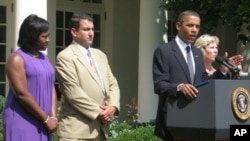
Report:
47,0,56,65
138,0,167,122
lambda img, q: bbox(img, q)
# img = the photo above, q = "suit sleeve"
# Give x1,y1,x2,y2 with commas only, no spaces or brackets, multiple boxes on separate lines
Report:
98,51,120,113
152,47,179,97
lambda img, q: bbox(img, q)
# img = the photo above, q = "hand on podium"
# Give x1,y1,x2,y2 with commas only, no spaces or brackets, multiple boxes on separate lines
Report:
178,83,198,100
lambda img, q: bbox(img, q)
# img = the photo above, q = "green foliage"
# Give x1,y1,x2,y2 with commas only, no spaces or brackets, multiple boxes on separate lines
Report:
52,133,58,141
125,97,139,126
108,118,161,141
109,117,132,140
0,95,5,140
161,0,220,34
0,95,5,113
161,0,250,45
108,97,160,141
110,124,160,141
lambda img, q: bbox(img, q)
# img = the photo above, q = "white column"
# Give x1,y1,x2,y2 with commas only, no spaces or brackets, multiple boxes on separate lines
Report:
14,0,47,52
104,0,114,67
138,0,167,122
47,0,56,65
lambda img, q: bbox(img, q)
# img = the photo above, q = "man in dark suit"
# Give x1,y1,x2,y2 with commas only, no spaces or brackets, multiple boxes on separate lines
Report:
152,10,208,141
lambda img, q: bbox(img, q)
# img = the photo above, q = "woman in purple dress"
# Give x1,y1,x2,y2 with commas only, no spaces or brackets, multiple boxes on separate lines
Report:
3,14,58,141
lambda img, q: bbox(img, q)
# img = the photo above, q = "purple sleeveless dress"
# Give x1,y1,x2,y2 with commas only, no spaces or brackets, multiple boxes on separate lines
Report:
3,49,55,141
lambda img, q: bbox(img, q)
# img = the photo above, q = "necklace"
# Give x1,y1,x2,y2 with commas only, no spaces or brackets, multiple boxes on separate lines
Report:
31,53,39,58
27,51,39,58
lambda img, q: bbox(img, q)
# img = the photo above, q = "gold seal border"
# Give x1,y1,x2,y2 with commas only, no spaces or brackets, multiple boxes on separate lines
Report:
231,87,250,120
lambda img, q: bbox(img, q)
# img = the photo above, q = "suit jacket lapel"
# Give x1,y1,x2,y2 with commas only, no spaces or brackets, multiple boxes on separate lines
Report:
71,44,105,91
91,50,108,94
191,45,201,83
171,41,192,83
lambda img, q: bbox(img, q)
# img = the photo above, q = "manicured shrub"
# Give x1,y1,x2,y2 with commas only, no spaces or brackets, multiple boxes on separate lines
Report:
108,117,161,141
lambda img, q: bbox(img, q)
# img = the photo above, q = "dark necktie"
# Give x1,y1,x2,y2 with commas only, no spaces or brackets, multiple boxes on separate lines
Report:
186,46,194,83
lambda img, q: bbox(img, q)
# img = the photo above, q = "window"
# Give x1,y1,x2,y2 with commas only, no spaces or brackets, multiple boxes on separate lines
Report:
0,5,6,96
56,11,102,56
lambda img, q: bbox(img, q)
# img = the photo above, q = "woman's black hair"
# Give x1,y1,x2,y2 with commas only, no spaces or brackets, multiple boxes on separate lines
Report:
17,14,49,51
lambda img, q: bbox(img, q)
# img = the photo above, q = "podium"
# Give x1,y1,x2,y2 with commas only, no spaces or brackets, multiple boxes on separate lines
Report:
167,80,250,141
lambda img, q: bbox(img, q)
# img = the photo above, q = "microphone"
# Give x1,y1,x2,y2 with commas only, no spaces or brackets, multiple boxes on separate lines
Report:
215,56,239,72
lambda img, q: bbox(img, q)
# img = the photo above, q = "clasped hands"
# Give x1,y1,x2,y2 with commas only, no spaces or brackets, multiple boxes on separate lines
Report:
98,105,116,124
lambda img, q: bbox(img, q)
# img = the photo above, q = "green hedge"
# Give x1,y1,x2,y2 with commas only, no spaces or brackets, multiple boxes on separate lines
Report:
108,118,161,141
0,95,5,140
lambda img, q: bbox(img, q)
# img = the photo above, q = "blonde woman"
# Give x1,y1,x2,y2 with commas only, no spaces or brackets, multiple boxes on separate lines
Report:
194,34,243,78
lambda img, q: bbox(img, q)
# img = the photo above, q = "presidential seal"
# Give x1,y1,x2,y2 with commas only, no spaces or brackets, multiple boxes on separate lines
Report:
231,87,250,120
